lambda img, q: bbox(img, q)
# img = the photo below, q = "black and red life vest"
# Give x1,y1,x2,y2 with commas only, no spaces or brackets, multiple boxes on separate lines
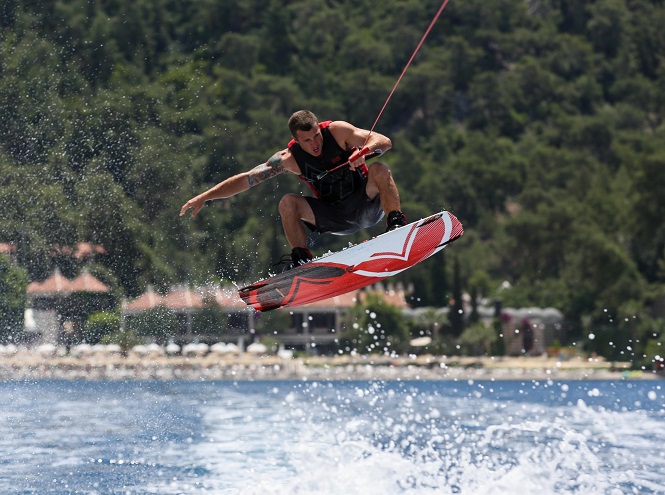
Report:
288,121,368,203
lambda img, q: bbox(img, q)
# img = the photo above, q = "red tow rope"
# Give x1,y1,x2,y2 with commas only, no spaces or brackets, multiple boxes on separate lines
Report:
322,0,452,178
365,0,452,141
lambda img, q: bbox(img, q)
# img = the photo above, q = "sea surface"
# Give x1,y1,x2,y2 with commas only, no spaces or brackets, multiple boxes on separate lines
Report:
0,379,664,495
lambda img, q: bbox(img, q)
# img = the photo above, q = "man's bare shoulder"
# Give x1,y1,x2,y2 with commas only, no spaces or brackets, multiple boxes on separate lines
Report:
328,121,356,147
328,120,355,134
246,149,300,187
275,148,301,174
328,120,368,149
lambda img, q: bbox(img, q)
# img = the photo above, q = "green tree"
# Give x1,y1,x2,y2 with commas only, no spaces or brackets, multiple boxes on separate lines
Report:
630,150,665,283
85,311,121,344
101,329,143,352
344,293,410,355
448,257,465,336
126,306,179,343
74,170,150,296
192,306,229,336
458,322,497,356
0,255,29,342
407,307,454,354
59,291,117,345
254,309,291,336
2,0,665,363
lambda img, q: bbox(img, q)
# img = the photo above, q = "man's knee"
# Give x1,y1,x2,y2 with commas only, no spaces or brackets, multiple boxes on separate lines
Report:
279,193,303,215
368,162,392,179
280,194,315,224
368,161,393,183
278,194,312,247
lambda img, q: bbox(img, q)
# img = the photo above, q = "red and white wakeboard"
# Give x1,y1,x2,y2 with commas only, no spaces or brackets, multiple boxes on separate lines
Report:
238,210,464,311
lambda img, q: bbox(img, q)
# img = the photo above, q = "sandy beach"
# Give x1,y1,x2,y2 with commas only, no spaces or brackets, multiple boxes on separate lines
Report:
0,349,658,381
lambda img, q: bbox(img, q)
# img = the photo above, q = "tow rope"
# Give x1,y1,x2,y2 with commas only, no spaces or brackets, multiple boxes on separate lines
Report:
320,0,453,179
366,0,452,140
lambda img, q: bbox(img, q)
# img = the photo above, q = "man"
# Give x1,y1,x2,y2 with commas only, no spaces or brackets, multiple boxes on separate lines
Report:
180,110,407,267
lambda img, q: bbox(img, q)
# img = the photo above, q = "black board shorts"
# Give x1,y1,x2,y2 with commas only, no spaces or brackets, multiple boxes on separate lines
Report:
304,187,384,235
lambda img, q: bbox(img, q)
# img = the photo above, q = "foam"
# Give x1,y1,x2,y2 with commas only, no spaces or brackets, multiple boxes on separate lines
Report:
179,381,665,494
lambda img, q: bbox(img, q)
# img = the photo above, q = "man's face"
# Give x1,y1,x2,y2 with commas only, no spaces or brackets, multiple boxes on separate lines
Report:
294,127,323,157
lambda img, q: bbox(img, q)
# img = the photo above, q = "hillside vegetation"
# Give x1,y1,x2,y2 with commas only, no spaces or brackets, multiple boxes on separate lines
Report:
1,0,664,356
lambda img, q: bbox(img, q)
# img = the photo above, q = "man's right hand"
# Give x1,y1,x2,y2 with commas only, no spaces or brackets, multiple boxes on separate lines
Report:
180,197,206,217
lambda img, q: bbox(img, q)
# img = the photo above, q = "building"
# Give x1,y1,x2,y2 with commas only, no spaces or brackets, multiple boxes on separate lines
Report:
121,285,253,346
26,268,112,345
121,283,409,352
500,307,565,355
0,243,17,263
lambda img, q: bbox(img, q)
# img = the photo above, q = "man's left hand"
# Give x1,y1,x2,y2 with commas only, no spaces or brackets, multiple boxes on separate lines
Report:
348,146,370,170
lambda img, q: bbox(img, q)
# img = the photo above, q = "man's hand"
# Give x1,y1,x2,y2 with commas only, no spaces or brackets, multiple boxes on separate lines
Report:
348,146,370,170
179,196,206,217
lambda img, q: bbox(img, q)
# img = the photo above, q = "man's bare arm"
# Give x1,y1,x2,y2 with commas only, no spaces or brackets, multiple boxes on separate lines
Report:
329,121,392,155
328,121,392,170
180,149,297,217
247,151,289,187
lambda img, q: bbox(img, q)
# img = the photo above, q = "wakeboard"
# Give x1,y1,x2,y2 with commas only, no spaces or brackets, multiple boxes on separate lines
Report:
238,211,464,311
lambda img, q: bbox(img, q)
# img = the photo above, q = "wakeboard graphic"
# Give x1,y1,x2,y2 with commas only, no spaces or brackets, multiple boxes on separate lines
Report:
238,211,464,311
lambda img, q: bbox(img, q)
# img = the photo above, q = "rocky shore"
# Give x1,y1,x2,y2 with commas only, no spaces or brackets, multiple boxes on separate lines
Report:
0,349,657,381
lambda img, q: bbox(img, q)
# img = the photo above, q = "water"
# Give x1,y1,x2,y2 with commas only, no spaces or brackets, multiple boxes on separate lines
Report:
1,379,664,495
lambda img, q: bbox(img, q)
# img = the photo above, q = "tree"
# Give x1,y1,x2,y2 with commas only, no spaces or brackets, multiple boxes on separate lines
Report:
586,0,627,59
60,292,117,344
630,150,665,283
192,306,229,336
2,0,665,362
0,255,29,342
85,311,121,344
458,322,497,356
126,306,179,343
448,257,465,337
343,293,411,355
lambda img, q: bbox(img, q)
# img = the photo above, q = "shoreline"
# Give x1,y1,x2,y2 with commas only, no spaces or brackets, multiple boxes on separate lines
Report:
0,352,658,381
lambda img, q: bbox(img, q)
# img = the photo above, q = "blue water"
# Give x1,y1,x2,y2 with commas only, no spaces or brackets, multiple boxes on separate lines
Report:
1,379,664,494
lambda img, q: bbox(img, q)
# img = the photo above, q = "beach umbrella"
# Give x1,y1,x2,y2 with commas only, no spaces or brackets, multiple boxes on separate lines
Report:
182,342,209,356
105,344,122,354
35,343,57,357
71,343,94,357
410,336,432,347
247,342,268,354
224,343,240,354
146,343,165,356
0,344,18,356
165,342,181,355
130,344,149,355
209,342,228,354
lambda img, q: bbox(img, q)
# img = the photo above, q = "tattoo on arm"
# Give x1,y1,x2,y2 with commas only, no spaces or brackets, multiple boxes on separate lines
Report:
247,153,285,187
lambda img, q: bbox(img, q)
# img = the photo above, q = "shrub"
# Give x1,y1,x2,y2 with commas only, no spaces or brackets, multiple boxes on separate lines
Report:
84,311,121,344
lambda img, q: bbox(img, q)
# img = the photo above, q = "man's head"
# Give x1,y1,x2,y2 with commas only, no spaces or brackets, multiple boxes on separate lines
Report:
288,110,318,135
289,110,323,157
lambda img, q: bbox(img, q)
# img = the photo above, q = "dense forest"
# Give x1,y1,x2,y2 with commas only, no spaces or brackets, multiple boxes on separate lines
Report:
1,0,664,360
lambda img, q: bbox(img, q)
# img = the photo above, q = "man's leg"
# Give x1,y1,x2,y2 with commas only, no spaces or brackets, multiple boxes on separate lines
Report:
278,193,315,249
366,162,401,214
366,162,407,231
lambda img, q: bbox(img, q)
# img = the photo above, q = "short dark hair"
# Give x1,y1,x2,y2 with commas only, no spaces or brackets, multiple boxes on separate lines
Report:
288,110,319,136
